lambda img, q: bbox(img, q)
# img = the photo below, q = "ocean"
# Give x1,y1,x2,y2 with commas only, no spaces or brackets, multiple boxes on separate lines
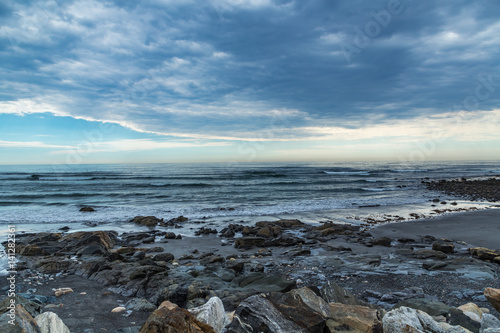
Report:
0,160,499,275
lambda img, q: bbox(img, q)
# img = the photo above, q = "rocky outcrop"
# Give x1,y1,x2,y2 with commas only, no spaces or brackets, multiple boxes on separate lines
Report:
139,301,216,333
189,297,230,333
470,248,500,262
35,312,70,333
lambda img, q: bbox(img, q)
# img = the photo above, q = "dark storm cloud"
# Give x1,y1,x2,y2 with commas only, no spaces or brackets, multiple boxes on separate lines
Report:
0,0,499,139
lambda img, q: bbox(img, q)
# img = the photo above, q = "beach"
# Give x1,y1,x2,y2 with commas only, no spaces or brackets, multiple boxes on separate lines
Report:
1,172,500,332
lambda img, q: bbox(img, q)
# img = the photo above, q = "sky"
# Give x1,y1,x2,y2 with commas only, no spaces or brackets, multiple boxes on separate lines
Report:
0,0,499,165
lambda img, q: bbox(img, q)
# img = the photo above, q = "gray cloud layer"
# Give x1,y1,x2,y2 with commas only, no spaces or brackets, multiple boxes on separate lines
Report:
1,0,499,139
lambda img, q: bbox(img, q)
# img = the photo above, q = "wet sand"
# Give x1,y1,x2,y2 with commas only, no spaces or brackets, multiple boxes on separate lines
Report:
371,208,500,249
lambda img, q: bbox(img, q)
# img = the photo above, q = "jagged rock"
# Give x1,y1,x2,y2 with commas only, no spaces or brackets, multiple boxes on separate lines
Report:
35,312,70,333
470,248,500,261
433,242,455,253
16,245,49,256
224,294,306,333
130,216,163,227
320,281,364,306
139,301,216,333
328,303,383,333
0,295,42,318
383,306,472,333
0,304,41,333
125,298,157,313
189,297,230,333
266,287,331,332
485,288,500,314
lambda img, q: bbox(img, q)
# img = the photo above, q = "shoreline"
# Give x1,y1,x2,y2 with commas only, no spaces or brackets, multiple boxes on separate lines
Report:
370,207,500,250
1,176,500,331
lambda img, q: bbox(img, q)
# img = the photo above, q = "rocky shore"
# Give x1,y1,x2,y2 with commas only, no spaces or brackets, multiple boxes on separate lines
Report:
1,207,500,332
425,177,500,202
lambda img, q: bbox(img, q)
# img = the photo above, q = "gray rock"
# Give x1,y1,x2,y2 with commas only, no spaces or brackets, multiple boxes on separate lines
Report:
125,298,156,312
189,297,230,333
480,314,500,333
35,312,70,333
383,306,472,333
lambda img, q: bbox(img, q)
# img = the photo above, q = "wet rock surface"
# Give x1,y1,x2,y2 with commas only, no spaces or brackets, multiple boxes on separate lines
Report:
2,215,500,332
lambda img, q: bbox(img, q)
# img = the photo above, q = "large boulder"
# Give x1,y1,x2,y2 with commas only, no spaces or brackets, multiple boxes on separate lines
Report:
35,312,70,333
383,306,472,333
485,288,500,314
139,301,216,333
225,287,331,333
0,304,41,333
328,303,383,333
223,294,306,333
480,313,500,333
189,297,230,333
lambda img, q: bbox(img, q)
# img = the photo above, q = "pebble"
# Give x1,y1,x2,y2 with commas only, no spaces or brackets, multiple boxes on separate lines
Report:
111,306,127,313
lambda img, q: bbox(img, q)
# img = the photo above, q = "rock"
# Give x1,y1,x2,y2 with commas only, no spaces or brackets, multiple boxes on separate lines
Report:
320,281,363,306
236,272,296,293
458,303,483,323
60,231,117,250
113,327,141,333
165,232,177,239
0,295,42,318
35,312,70,333
152,253,174,262
139,301,216,333
449,308,481,332
372,237,392,247
170,216,188,223
0,304,41,333
328,303,383,333
470,248,500,261
112,306,127,313
485,288,500,314
433,242,455,253
266,287,331,332
54,288,74,297
234,237,266,249
125,298,157,313
130,216,162,227
16,244,49,256
413,249,448,259
481,313,500,333
224,294,305,333
80,206,95,212
383,306,472,333
189,297,230,333
77,244,109,256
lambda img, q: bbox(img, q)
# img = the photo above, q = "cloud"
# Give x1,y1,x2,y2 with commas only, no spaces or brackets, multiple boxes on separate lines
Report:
0,0,499,163
0,140,75,149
